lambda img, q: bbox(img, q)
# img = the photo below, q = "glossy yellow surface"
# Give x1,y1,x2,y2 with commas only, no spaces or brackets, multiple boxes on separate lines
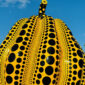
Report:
0,0,85,85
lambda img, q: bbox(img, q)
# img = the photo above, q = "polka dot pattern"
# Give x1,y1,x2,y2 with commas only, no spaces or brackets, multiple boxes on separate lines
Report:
0,7,84,85
32,16,61,85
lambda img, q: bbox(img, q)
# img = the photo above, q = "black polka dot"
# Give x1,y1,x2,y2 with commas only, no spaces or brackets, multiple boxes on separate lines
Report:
73,65,77,69
45,66,53,75
75,43,80,48
22,24,28,29
8,53,15,62
18,51,23,56
20,30,25,35
16,64,20,69
11,44,18,51
49,33,55,38
79,59,84,68
48,39,55,45
76,80,80,85
14,76,18,80
15,70,19,74
6,64,14,74
40,61,45,66
16,37,23,43
47,47,55,54
20,46,25,50
77,50,83,58
49,29,54,32
37,74,42,79
73,58,77,63
6,76,12,84
39,67,43,72
14,81,18,85
78,70,82,78
36,80,40,84
42,77,51,84
46,56,54,64
17,58,22,63
28,29,31,32
41,55,45,59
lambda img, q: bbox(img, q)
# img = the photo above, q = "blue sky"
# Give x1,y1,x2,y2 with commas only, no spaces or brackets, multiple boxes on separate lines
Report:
0,0,85,52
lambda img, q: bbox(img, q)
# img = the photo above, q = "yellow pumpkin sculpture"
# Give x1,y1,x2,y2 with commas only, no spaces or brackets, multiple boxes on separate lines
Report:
0,0,85,85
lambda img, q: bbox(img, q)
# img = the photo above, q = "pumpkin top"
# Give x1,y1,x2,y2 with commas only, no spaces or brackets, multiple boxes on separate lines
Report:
39,0,48,18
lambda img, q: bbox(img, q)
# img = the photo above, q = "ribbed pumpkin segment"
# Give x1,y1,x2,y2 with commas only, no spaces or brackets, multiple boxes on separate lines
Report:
0,16,38,85
0,18,28,85
29,16,61,85
54,19,84,85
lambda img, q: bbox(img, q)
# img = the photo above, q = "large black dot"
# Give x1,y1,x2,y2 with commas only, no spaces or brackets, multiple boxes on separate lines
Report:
6,76,13,84
49,33,55,38
77,50,83,58
78,70,82,78
76,80,80,85
46,56,54,64
20,30,25,35
48,39,55,45
75,43,80,48
47,47,55,54
8,53,15,62
6,64,14,74
45,66,53,75
42,77,51,85
79,59,84,68
22,24,28,29
16,37,23,43
11,44,18,51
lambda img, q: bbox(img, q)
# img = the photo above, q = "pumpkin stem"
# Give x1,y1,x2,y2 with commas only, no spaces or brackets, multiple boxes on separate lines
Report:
39,0,47,18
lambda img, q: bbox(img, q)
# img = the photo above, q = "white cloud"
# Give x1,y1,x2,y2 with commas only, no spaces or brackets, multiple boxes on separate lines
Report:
0,0,30,8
